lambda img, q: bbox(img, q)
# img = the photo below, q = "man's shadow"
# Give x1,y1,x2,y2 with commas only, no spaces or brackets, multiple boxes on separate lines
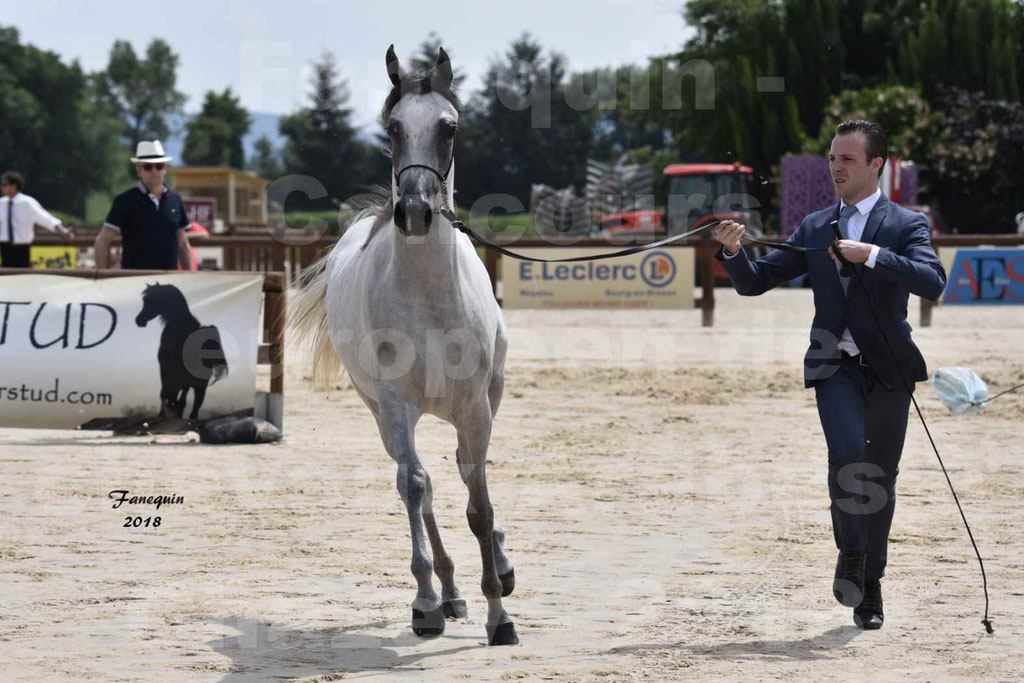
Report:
207,617,481,680
604,625,862,662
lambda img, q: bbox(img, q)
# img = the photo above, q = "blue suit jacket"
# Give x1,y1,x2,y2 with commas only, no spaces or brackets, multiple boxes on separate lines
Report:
716,195,947,389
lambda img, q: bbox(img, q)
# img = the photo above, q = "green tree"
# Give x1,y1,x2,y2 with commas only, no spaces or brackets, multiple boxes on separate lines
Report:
456,34,594,210
572,64,665,160
279,52,361,205
95,38,187,144
896,0,1019,102
183,88,251,167
408,32,466,88
249,135,283,180
806,85,942,162
0,26,123,215
641,0,809,202
926,88,1024,208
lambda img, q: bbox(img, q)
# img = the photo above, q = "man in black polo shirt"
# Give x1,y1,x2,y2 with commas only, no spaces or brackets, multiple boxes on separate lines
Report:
94,140,192,270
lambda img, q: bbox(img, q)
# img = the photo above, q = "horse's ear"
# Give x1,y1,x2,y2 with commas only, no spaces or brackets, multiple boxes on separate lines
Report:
386,44,403,87
435,47,453,88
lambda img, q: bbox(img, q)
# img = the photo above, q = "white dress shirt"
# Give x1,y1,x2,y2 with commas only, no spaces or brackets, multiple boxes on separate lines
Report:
835,189,882,355
0,193,63,244
722,188,883,355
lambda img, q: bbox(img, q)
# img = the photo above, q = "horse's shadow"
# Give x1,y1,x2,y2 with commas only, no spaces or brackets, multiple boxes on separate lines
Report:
206,618,480,680
603,625,861,662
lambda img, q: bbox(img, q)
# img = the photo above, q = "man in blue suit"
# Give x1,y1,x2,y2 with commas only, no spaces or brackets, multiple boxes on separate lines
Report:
713,120,947,630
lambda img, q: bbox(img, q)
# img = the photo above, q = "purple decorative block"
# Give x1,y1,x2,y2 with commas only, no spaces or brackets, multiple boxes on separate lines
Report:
781,155,837,236
900,164,918,205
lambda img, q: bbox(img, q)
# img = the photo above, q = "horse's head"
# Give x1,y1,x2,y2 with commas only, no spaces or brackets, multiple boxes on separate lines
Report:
136,283,185,327
383,44,460,237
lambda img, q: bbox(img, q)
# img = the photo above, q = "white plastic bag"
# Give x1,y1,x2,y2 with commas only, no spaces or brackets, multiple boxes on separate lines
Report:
933,367,989,415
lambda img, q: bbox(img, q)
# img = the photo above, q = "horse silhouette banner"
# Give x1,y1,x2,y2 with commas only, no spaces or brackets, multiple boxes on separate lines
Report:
0,273,263,430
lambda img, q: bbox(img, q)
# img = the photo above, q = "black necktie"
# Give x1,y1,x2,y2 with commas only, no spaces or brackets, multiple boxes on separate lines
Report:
835,207,855,292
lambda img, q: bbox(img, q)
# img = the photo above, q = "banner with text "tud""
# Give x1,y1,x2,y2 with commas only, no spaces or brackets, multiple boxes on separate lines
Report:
0,273,262,430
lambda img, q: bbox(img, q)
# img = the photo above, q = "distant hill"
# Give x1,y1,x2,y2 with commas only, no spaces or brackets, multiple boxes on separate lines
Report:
162,111,285,168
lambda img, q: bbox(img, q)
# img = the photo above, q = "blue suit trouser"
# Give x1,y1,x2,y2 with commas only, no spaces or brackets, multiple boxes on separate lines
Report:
814,356,912,582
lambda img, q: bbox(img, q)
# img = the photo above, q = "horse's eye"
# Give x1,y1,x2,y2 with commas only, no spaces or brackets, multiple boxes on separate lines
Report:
442,121,457,138
387,120,401,137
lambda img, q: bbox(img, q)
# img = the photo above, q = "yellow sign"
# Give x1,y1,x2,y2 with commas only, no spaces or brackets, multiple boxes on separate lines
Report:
30,246,77,270
502,247,695,309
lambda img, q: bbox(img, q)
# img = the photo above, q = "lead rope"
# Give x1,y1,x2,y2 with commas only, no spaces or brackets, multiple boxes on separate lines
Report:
972,381,1024,406
437,186,828,263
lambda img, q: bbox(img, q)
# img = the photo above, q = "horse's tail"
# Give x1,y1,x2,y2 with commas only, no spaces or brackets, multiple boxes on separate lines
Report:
200,325,229,385
289,253,342,390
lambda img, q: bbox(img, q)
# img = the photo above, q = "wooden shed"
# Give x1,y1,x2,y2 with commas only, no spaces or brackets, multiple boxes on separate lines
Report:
172,167,269,225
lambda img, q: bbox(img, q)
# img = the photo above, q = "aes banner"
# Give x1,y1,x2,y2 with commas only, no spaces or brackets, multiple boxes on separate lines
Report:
502,248,695,309
941,249,1024,304
0,273,263,429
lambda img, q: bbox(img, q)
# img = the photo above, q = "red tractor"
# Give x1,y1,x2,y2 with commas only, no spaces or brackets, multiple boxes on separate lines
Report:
664,162,763,280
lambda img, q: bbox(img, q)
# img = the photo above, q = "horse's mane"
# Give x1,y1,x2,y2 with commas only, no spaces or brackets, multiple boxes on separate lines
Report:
145,284,189,313
356,184,395,249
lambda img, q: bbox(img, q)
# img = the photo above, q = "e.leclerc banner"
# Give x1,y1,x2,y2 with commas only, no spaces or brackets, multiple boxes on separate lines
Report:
502,248,695,309
0,273,262,429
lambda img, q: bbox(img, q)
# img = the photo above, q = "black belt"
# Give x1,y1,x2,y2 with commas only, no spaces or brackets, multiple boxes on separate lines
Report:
841,350,869,367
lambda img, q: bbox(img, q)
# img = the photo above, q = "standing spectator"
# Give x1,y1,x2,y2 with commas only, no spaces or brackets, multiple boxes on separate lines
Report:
94,141,192,270
0,171,73,268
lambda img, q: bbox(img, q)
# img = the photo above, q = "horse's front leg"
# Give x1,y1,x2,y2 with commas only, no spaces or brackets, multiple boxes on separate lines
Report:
455,404,518,645
376,387,445,637
422,474,467,619
188,382,207,420
174,386,188,419
157,362,176,418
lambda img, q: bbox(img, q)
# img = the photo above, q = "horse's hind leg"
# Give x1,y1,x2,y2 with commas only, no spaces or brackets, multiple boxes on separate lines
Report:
456,406,518,645
422,477,467,619
486,350,515,597
376,388,445,637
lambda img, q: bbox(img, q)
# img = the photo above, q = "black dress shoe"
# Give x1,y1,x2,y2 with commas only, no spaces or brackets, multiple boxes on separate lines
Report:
833,550,866,607
854,580,884,630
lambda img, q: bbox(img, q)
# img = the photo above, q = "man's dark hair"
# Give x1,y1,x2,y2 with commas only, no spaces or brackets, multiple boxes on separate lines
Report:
1,171,24,191
835,120,888,178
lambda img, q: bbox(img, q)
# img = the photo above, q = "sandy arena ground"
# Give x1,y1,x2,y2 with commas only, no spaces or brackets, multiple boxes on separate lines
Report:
1,288,1022,682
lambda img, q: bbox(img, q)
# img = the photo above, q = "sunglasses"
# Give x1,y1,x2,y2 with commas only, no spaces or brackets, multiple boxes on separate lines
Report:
139,163,166,171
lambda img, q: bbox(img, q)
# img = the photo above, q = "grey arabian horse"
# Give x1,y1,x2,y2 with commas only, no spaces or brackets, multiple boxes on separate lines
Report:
292,46,518,646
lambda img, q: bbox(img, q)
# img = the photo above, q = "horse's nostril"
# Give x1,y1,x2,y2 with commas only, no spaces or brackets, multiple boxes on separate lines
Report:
394,202,406,231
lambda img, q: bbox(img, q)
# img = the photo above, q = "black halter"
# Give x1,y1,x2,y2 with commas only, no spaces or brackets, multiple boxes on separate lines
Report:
393,154,454,186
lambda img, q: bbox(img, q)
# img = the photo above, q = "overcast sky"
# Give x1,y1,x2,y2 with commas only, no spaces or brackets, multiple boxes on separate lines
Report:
11,0,692,131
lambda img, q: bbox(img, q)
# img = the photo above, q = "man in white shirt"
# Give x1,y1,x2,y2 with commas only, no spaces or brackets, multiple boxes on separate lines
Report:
0,171,73,268
712,120,946,631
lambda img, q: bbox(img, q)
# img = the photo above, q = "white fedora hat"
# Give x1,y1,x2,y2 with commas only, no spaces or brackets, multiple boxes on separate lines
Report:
131,140,173,164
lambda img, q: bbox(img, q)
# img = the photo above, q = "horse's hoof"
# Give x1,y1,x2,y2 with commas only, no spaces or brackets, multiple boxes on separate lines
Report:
486,620,519,646
499,569,515,597
441,599,468,620
411,607,445,637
